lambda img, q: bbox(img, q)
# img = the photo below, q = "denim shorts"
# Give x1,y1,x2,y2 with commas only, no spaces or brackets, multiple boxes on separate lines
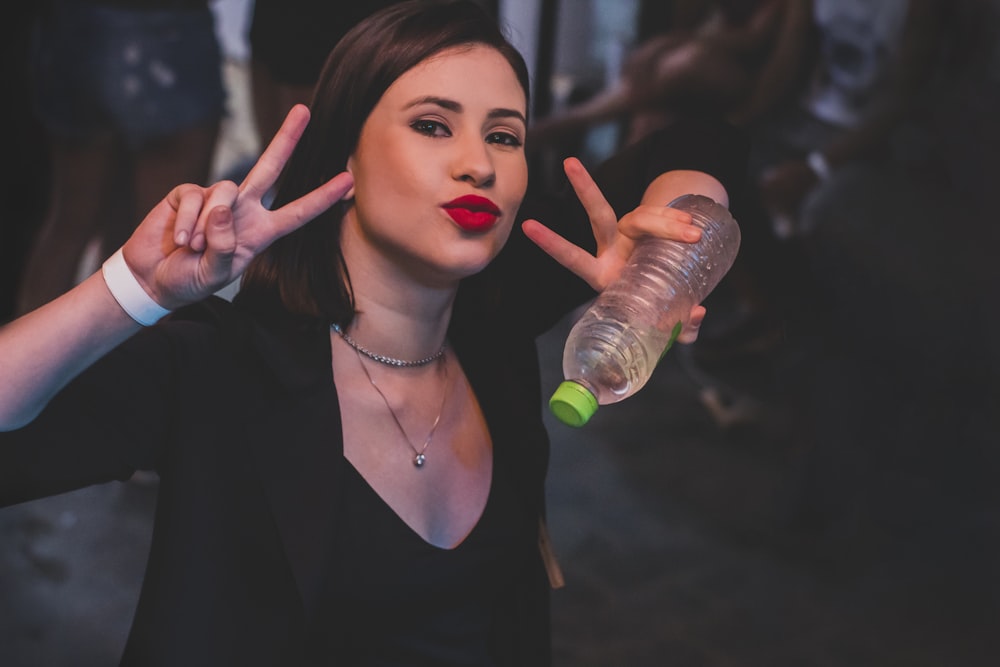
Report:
32,1,226,147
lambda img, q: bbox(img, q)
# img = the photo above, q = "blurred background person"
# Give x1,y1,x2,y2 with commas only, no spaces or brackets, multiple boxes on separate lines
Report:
683,0,954,360
15,0,226,314
248,0,406,162
528,0,812,151
747,0,950,240
0,6,49,323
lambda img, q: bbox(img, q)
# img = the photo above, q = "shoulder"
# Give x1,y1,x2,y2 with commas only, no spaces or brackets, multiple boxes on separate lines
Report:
163,296,333,392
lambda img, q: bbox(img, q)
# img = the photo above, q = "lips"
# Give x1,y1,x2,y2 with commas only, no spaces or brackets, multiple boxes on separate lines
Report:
442,195,501,232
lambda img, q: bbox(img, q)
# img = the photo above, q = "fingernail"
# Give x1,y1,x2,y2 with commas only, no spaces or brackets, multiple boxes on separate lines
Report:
176,230,189,246
684,227,702,242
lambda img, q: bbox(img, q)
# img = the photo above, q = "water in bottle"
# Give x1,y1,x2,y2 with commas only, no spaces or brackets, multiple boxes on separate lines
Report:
549,194,741,427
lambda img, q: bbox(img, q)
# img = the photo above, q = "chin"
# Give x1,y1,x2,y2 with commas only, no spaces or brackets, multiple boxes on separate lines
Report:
443,226,510,271
447,254,497,280
460,235,511,274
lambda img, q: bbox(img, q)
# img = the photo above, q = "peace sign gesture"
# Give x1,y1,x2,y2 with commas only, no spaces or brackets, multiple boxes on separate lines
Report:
122,105,353,310
521,157,727,343
1,105,352,428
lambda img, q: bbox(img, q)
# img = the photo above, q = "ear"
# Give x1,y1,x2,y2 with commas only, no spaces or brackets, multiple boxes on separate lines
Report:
344,156,356,199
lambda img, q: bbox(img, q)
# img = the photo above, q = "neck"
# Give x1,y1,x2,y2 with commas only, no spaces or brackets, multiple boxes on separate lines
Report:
345,293,454,363
339,212,460,361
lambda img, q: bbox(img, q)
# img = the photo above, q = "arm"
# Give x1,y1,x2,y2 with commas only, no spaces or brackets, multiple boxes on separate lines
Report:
758,0,946,218
0,185,236,429
0,273,143,429
0,105,353,430
727,0,816,126
697,0,787,55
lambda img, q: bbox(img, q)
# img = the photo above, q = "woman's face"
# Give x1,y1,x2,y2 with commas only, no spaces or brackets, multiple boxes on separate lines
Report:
343,44,528,286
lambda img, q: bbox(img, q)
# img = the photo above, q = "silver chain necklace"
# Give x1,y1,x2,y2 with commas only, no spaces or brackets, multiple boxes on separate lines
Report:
331,323,446,368
351,346,448,468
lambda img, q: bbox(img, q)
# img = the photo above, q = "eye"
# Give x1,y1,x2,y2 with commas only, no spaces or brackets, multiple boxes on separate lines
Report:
411,119,451,137
486,131,523,148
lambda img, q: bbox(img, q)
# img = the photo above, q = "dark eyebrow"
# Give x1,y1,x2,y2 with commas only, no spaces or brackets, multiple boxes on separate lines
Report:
488,107,527,125
405,96,526,125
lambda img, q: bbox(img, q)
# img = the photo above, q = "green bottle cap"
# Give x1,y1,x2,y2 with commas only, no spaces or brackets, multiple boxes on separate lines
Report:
549,380,599,427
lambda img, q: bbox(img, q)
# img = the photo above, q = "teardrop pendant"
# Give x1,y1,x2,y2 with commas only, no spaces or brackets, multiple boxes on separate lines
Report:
348,342,446,472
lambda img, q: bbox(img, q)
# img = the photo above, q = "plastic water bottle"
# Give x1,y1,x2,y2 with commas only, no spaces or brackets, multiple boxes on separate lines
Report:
549,194,741,427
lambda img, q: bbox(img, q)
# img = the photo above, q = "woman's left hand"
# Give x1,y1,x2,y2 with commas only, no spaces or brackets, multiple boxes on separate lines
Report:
522,157,723,342
522,157,702,291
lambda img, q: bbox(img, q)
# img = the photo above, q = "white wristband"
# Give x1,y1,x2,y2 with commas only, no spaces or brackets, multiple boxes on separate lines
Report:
805,151,832,181
101,248,171,326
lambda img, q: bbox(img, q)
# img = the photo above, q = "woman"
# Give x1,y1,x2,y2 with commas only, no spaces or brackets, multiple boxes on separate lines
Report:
0,1,735,663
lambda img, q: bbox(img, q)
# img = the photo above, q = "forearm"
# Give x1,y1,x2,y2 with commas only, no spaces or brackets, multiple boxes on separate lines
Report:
728,0,815,126
0,271,143,430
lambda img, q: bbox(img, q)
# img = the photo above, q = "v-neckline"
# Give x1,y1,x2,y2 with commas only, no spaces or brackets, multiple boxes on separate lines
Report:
341,455,497,551
331,336,497,550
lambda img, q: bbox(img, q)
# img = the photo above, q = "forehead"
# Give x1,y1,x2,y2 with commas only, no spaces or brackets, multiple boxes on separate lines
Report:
381,45,527,114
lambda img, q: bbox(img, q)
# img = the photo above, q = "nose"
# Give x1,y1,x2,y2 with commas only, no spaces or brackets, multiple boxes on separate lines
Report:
452,133,496,188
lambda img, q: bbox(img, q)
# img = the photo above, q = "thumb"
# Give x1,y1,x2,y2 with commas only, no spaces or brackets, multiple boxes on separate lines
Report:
200,204,237,287
677,305,707,345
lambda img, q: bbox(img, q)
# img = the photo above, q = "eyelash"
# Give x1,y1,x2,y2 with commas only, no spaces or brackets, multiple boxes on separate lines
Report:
411,119,449,137
487,131,523,148
410,120,522,148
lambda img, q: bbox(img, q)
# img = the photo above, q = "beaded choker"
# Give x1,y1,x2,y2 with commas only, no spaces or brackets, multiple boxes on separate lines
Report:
331,323,446,368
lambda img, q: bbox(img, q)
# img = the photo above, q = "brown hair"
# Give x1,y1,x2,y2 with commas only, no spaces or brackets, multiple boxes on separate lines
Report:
238,0,530,325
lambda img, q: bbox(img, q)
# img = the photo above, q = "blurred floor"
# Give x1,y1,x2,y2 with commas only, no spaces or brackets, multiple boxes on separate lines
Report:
543,314,999,667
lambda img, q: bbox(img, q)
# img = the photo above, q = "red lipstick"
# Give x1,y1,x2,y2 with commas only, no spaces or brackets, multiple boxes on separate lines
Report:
442,195,501,232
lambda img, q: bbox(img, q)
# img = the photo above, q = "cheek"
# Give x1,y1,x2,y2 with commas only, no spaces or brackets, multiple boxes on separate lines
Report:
375,148,435,200
353,160,419,213
349,130,422,205
501,157,529,208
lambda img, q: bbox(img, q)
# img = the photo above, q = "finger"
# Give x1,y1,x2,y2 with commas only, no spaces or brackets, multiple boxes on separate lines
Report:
199,205,237,288
522,219,602,290
189,181,239,252
266,171,354,242
169,185,206,248
562,158,619,250
677,305,707,345
618,205,700,242
240,104,312,201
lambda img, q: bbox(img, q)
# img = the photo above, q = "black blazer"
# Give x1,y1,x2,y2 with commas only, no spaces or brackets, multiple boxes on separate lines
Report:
2,294,558,664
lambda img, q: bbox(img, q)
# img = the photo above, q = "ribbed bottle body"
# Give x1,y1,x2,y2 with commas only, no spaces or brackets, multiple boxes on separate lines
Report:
560,194,741,407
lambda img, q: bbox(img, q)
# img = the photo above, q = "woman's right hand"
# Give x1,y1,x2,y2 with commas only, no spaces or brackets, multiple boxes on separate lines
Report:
1,105,351,429
121,104,353,310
